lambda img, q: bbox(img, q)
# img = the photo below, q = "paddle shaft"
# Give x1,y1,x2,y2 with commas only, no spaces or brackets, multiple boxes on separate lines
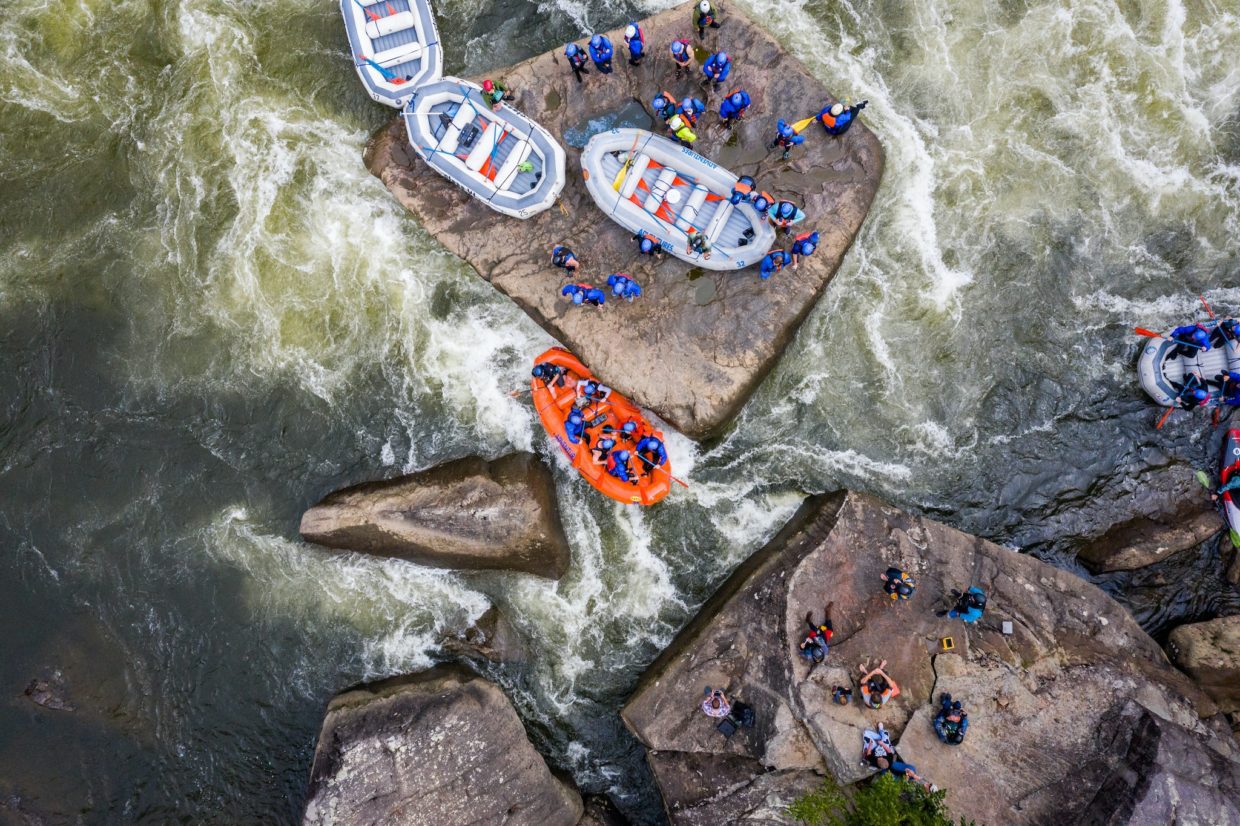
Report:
636,451,688,488
1134,326,1205,349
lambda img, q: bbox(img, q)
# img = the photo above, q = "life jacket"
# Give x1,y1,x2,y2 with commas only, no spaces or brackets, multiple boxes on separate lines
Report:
668,114,685,131
638,231,660,252
732,176,753,198
966,590,986,611
552,247,574,267
674,124,696,143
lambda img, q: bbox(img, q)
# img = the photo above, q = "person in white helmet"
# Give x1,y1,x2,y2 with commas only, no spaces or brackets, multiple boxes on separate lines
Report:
624,22,645,66
693,0,722,40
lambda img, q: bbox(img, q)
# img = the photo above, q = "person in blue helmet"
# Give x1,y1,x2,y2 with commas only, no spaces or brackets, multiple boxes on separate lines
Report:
670,37,692,78
881,567,915,601
939,586,986,623
760,250,791,280
564,409,586,444
607,273,642,301
635,434,667,475
934,693,969,745
718,88,750,128
633,230,665,261
531,361,566,388
767,119,805,159
652,89,678,121
1216,318,1240,343
751,190,774,215
607,449,635,483
678,96,706,126
1221,371,1240,407
790,231,819,269
729,174,755,205
603,418,639,444
818,99,868,136
624,23,645,66
589,34,613,74
1174,373,1209,410
564,43,589,83
561,283,606,307
1170,324,1210,356
590,434,617,466
769,200,800,234
702,51,731,90
551,245,579,274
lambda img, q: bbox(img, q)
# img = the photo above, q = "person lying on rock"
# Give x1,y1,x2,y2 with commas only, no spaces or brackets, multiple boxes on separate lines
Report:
551,245,580,274
858,660,900,709
633,231,665,260
862,723,894,768
938,586,987,623
934,692,968,745
561,283,606,307
799,601,834,666
790,231,819,270
670,38,692,79
818,99,868,136
881,566,916,601
531,362,566,388
564,43,590,83
701,686,732,718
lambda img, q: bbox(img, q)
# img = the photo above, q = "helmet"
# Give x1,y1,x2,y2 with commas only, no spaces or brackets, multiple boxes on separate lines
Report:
668,114,685,130
1192,388,1208,401
565,43,579,56
1194,328,1209,343
584,380,598,395
590,34,604,48
622,420,637,433
699,0,710,12
671,40,685,54
753,195,771,212
625,24,637,38
778,202,795,218
482,79,494,92
730,92,744,107
531,364,547,378
800,243,815,256
653,94,669,109
611,280,625,295
572,291,584,305
615,450,630,461
778,121,794,138
830,102,844,116
718,51,728,62
640,238,654,253
568,411,583,422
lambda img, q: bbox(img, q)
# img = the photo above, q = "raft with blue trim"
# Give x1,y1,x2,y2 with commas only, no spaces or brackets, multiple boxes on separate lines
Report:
580,128,775,271
403,79,566,219
530,347,671,506
1222,429,1240,548
1136,320,1240,406
340,0,441,108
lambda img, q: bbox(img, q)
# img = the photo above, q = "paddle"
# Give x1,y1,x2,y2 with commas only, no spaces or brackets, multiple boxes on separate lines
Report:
636,451,689,488
1155,407,1176,429
356,54,404,83
1200,295,1217,321
612,131,642,192
509,387,532,398
1135,326,1204,349
790,115,816,133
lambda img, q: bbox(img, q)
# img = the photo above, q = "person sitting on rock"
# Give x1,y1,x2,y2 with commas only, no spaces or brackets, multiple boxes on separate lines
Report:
481,79,514,111
634,230,665,260
759,250,791,281
551,245,580,274
719,88,750,128
818,99,868,136
858,659,900,709
623,23,645,66
561,283,605,307
607,273,642,301
790,231,819,270
607,449,635,483
590,435,616,466
769,200,800,234
832,685,853,705
564,409,586,444
589,34,614,74
862,723,894,769
934,692,968,745
799,601,835,665
635,435,667,476
701,686,732,718
881,566,916,601
1170,324,1210,356
652,90,678,122
767,119,805,160
531,362,566,388
564,43,590,83
702,51,731,90
729,175,756,205
940,586,987,623
575,379,612,406
670,38,693,78
686,227,712,259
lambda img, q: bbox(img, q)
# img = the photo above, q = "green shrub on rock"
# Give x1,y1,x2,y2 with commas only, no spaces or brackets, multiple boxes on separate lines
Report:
787,774,973,826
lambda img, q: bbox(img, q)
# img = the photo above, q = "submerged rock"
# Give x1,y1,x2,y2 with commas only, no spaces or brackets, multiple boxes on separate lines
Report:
364,4,883,439
621,492,1240,825
302,666,583,826
1167,615,1240,715
22,672,75,712
300,453,570,579
438,604,523,663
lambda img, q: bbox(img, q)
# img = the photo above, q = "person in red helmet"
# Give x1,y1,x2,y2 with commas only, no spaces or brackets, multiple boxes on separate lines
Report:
481,78,514,110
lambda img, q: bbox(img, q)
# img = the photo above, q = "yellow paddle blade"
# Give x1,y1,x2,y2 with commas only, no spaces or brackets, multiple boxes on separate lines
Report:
612,158,632,191
791,116,816,134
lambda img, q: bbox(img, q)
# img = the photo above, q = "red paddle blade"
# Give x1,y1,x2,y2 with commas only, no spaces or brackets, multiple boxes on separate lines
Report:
1133,327,1163,339
1156,407,1175,429
1200,294,1217,320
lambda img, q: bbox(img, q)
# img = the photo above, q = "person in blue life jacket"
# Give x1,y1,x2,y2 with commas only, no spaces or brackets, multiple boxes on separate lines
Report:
670,38,692,78
607,273,642,301
790,231,819,269
633,230,665,261
564,43,590,83
635,435,667,475
940,586,986,623
1216,318,1240,344
769,200,799,234
759,250,791,280
751,191,774,215
590,435,616,465
767,119,805,159
693,0,722,40
531,362,566,388
550,245,579,274
934,693,969,745
589,34,613,74
607,449,635,483
702,51,731,90
1170,324,1210,356
718,89,750,128
818,99,868,135
729,175,755,205
624,23,645,65
1220,371,1240,407
678,96,706,126
564,409,586,444
561,283,605,307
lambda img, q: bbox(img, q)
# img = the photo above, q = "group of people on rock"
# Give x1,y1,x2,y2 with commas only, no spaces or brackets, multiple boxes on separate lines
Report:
1166,320,1240,411
551,246,643,307
530,361,669,485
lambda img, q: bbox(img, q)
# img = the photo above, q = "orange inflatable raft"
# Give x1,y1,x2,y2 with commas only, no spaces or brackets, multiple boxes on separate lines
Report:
530,347,672,506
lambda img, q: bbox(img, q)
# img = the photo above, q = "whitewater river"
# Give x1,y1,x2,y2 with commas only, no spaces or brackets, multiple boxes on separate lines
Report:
1,0,1237,820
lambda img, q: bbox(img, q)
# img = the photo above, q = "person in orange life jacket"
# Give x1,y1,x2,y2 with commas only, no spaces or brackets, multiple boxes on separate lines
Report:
798,601,834,664
751,191,774,216
880,567,915,600
635,435,667,474
694,0,722,40
759,250,791,280
767,119,804,159
718,89,750,128
702,51,730,90
770,200,799,233
729,175,755,205
561,283,605,306
623,23,645,65
480,79,514,110
564,43,589,83
818,99,867,136
790,231,818,269
652,90,677,121
607,273,642,301
1170,324,1210,357
590,435,616,465
633,230,665,260
670,38,692,78
607,449,635,483
588,34,613,74
564,409,586,444
531,362,566,388
551,245,579,274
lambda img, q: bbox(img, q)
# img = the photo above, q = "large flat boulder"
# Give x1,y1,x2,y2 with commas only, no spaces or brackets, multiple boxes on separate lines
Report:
1168,615,1240,715
621,492,1240,825
647,752,820,826
300,452,570,578
303,666,583,826
364,3,883,439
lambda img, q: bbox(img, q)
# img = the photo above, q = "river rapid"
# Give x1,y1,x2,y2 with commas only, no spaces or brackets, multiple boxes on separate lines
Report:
1,0,1238,820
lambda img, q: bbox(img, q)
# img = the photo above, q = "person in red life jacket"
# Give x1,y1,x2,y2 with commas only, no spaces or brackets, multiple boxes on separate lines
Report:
729,174,755,205
769,200,799,234
790,231,819,269
693,0,722,40
718,89,750,128
670,38,692,79
702,51,731,91
818,99,868,136
633,230,665,261
551,245,579,274
607,449,635,483
624,23,645,66
798,601,835,665
759,250,791,280
564,43,589,83
560,283,605,306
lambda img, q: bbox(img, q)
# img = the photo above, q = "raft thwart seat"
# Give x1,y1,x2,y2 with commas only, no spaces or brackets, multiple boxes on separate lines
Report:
465,122,503,171
364,10,416,39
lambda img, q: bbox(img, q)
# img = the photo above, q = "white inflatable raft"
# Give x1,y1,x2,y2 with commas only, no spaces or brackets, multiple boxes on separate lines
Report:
403,79,566,219
340,0,441,108
580,128,775,271
1136,322,1240,406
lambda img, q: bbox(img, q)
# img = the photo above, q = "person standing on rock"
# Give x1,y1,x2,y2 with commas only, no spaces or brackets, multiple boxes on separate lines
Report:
652,90,678,122
798,601,835,666
564,43,590,83
701,686,732,718
550,245,580,275
607,273,642,301
858,659,900,709
769,199,800,234
790,231,819,270
667,113,697,147
624,23,645,66
767,119,805,160
694,0,722,40
759,249,791,280
880,566,916,601
589,34,614,75
934,693,969,745
480,79,514,111
718,88,750,129
678,96,706,127
633,230,665,261
702,51,731,91
818,99,868,136
729,175,755,205
670,38,693,79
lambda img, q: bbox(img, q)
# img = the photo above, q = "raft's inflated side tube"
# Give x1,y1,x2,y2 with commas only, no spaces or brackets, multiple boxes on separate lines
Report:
403,79,566,219
1136,323,1240,406
530,347,671,506
580,128,775,271
340,0,442,108
1222,429,1240,547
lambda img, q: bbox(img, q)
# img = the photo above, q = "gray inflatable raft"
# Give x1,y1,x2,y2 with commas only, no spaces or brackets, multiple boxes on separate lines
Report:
580,128,775,271
340,0,441,108
1136,323,1240,405
403,79,566,219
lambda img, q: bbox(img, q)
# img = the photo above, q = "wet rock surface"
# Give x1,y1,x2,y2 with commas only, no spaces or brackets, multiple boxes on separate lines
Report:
1077,508,1221,573
302,666,583,826
365,3,883,439
438,604,523,663
621,491,1240,825
1167,615,1240,715
300,452,570,578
